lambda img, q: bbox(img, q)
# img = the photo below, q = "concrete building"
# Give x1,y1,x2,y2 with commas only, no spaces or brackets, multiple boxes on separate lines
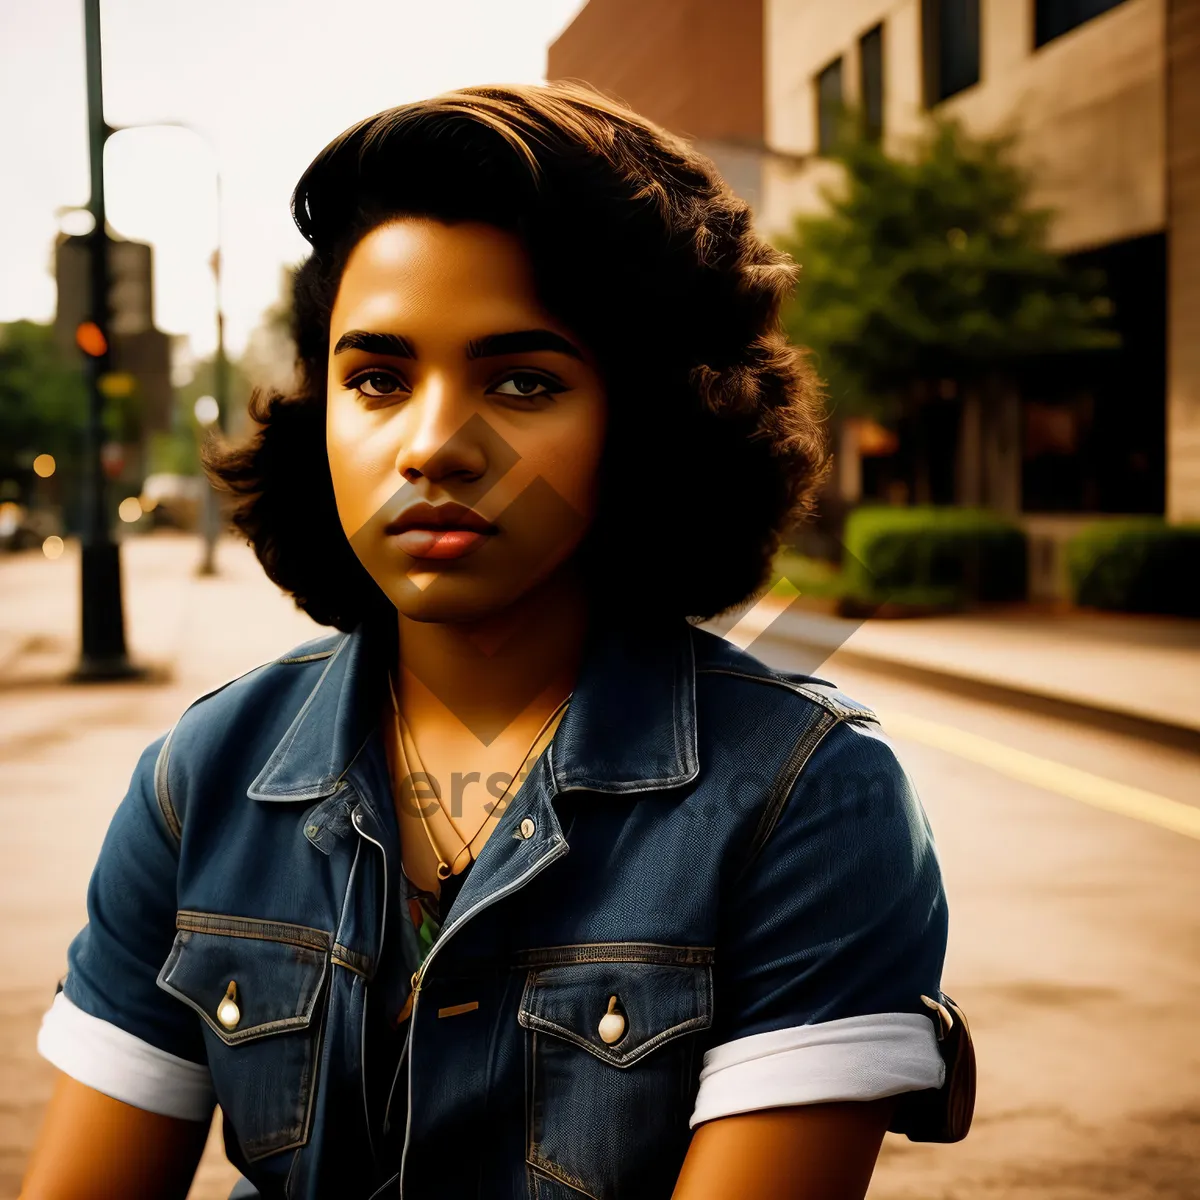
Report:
547,0,1198,596
761,0,1199,595
761,0,1166,251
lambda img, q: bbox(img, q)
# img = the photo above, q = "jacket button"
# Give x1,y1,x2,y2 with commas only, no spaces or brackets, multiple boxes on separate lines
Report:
519,817,536,839
217,981,240,1031
598,995,625,1045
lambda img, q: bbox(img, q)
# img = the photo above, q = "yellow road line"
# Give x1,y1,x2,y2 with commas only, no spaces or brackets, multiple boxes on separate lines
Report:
880,710,1200,842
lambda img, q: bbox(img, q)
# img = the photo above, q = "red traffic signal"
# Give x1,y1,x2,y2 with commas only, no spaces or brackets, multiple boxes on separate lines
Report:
76,321,108,357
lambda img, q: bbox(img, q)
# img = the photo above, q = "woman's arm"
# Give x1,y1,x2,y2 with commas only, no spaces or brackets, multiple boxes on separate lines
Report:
26,732,216,1197
678,718,956,1195
20,1073,209,1200
673,1099,895,1200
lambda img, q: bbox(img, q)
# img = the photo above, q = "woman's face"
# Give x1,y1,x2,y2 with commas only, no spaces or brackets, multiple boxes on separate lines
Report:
326,217,608,623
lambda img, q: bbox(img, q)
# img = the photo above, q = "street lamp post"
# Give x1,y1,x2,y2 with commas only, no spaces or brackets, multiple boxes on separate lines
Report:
198,244,227,576
72,0,137,680
193,393,221,564
69,0,229,677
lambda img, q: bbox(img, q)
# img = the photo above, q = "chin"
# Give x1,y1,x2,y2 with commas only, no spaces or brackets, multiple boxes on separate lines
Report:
385,576,528,625
383,551,581,627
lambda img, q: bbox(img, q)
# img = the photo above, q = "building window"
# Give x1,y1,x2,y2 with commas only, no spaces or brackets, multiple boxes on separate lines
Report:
922,0,980,106
859,24,885,141
1035,0,1127,47
815,56,844,154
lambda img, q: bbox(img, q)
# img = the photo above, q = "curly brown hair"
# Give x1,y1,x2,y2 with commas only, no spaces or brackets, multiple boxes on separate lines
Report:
206,82,828,631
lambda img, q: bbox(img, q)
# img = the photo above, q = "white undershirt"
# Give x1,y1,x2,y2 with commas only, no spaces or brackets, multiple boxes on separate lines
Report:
37,992,215,1121
39,991,943,1127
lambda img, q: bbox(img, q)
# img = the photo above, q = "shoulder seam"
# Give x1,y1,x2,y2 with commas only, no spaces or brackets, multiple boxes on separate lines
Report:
697,665,880,725
153,725,182,847
276,649,337,664
149,656,279,847
736,706,840,881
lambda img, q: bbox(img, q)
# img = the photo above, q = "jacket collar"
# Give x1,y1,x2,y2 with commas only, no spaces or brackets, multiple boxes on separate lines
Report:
248,614,699,802
549,615,699,794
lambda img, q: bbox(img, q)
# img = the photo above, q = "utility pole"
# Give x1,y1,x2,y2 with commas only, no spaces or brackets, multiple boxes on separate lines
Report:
198,244,227,576
73,0,137,679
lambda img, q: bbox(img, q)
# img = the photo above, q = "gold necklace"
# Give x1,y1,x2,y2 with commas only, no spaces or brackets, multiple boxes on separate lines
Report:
387,671,569,882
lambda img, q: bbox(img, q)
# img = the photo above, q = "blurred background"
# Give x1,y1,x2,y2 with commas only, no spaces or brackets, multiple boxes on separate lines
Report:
1,1,1198,1197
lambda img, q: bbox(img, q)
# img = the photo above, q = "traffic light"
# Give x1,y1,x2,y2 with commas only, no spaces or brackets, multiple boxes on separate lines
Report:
57,234,174,434
75,320,107,358
56,233,153,340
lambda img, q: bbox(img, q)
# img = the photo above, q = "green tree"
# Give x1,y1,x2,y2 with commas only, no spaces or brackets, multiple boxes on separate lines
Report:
778,116,1117,420
0,320,87,494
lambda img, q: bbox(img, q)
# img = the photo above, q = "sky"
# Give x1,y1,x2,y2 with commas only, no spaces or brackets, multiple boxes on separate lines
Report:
0,0,587,359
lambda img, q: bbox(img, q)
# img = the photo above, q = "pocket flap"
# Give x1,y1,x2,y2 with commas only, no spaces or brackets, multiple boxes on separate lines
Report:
518,946,713,1068
157,911,331,1046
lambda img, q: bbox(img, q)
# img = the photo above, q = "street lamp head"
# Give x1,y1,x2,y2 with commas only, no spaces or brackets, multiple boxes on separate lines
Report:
58,207,96,237
194,395,220,427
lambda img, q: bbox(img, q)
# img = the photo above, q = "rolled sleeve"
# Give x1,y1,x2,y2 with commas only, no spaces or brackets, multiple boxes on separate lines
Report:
38,991,214,1120
693,718,949,1127
40,731,212,1119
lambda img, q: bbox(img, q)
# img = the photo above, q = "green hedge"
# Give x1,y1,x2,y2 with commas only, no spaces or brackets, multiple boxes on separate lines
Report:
843,506,1027,607
1066,520,1200,616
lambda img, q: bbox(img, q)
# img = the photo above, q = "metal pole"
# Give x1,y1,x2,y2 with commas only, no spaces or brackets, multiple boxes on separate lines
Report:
74,0,136,679
198,178,226,576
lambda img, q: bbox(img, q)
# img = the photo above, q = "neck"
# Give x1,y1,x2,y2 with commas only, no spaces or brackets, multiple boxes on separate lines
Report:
394,565,592,748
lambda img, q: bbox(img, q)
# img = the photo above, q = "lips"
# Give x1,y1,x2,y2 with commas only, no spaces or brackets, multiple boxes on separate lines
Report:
384,501,498,560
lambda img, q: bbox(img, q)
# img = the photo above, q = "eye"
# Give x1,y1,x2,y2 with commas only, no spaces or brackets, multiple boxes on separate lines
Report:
490,373,565,400
348,371,408,399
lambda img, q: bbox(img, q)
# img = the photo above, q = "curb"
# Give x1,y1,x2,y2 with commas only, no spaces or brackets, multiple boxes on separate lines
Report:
759,629,1200,756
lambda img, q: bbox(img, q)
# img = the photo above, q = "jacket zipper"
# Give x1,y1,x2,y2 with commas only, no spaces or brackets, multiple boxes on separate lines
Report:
397,828,570,1196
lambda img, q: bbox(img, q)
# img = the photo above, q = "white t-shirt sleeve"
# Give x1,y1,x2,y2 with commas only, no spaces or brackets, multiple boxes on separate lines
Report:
37,991,215,1122
689,1012,944,1128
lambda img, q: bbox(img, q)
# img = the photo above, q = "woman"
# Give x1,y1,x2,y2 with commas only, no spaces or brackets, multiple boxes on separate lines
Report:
23,83,972,1200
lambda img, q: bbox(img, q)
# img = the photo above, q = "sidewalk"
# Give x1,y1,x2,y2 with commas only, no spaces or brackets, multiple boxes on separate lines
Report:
0,532,319,1200
0,532,319,693
763,603,1200,742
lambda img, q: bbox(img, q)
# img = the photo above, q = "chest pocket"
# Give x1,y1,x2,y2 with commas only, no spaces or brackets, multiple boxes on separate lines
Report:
157,911,331,1163
517,944,713,1200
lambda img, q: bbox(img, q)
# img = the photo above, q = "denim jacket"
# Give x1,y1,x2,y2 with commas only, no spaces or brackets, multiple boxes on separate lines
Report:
46,615,961,1199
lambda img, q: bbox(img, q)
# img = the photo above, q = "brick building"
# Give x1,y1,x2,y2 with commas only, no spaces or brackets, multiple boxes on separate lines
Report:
547,0,770,207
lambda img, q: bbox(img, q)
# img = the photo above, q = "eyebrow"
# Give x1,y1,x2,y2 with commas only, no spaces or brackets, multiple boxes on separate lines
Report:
466,330,583,361
332,328,583,362
333,330,415,357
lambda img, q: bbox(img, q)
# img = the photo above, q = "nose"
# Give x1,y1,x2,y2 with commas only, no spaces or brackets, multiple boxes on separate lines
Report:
393,374,488,485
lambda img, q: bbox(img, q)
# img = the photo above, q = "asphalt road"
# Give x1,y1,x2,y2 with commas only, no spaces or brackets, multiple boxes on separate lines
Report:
1,535,1197,1199
754,635,1200,1200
